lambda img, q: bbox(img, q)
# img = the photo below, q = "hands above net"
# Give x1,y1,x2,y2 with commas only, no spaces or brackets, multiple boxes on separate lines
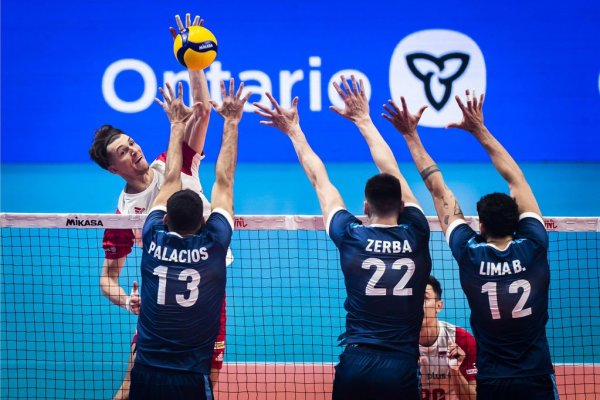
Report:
253,93,300,134
446,89,485,134
381,96,428,137
329,74,370,124
169,13,204,39
209,78,252,122
155,82,205,124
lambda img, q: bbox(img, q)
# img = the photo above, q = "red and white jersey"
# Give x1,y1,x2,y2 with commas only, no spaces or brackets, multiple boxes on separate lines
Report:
103,142,209,259
419,320,477,400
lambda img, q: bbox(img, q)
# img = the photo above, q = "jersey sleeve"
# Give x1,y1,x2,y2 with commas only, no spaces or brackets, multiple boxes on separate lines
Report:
102,228,135,259
516,212,549,250
327,208,361,248
398,203,430,240
154,141,202,176
142,207,167,248
102,209,134,259
447,220,477,265
205,208,234,250
455,327,478,382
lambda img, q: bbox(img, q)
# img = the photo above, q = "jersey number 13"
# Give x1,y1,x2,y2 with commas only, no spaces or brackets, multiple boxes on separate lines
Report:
153,266,200,307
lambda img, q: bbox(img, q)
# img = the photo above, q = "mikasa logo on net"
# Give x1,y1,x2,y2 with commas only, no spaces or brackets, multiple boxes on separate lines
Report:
389,29,486,128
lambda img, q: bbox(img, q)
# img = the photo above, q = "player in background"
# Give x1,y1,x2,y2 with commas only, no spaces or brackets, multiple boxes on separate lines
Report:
255,86,431,400
384,90,557,399
88,13,229,399
419,275,477,400
129,78,245,399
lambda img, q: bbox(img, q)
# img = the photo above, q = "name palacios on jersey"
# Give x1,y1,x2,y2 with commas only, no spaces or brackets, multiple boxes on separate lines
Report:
147,241,208,263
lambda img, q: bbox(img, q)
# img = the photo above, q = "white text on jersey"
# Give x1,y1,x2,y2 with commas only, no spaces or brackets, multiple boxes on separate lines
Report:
365,239,413,254
479,259,525,276
148,241,208,263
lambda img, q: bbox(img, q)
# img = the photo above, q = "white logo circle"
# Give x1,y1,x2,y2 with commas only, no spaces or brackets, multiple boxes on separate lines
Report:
389,30,486,128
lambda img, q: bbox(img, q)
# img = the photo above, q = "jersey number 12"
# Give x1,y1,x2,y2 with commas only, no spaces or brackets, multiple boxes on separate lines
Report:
481,279,532,319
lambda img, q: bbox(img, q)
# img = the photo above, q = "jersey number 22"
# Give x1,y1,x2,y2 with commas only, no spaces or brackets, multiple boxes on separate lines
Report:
362,257,415,296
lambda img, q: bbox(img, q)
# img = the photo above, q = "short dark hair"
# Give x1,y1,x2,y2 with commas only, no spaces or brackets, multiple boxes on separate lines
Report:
476,192,519,238
166,189,204,233
89,125,125,170
428,275,442,300
364,173,403,218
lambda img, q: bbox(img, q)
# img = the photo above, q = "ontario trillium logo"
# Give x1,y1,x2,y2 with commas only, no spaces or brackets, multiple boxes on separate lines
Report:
389,30,486,128
406,52,470,111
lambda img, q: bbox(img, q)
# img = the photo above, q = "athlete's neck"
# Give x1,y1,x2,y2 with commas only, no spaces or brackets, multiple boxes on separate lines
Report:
368,215,398,226
419,319,440,347
124,168,155,194
486,234,513,250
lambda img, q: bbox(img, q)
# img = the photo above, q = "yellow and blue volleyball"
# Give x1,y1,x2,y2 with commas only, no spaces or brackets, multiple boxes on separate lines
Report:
173,25,218,70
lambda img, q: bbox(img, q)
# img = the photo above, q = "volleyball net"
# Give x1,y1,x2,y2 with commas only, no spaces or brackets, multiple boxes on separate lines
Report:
1,213,598,399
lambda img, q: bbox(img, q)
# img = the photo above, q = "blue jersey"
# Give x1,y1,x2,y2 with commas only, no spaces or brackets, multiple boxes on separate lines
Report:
135,207,233,374
328,205,432,358
447,213,553,379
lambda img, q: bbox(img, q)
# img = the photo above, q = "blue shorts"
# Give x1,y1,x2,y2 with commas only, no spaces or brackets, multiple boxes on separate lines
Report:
332,344,420,400
130,363,213,400
477,374,559,400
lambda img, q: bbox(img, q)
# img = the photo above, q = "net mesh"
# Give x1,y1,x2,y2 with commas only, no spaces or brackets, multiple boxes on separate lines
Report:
1,213,599,399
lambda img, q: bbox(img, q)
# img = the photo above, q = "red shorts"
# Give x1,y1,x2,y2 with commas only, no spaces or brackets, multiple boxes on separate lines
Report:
131,295,227,370
211,296,227,370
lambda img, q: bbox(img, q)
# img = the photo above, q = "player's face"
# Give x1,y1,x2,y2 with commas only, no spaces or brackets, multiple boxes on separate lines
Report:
106,135,149,177
423,285,442,325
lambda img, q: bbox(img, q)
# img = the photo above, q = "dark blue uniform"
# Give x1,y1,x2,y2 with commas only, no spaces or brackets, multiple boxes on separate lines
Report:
328,205,431,400
448,213,558,400
130,207,233,400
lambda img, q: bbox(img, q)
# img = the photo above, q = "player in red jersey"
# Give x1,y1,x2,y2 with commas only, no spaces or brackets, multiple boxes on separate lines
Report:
419,275,477,400
89,13,230,400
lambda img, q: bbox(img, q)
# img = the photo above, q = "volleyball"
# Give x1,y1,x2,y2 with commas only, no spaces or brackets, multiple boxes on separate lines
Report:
173,25,218,70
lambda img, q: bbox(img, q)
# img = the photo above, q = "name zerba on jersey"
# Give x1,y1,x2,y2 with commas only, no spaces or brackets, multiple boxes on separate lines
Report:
365,239,413,253
147,241,208,263
479,259,525,276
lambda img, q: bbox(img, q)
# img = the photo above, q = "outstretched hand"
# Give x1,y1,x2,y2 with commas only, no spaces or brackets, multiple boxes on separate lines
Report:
155,82,201,124
209,78,251,122
381,96,428,136
253,93,300,134
447,89,485,134
169,13,204,39
329,74,370,123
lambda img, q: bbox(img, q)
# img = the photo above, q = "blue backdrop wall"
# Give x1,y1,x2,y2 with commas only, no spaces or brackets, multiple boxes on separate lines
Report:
2,0,599,163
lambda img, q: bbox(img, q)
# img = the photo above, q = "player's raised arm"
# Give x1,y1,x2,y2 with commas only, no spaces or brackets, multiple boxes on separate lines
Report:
170,13,212,154
255,94,345,224
383,97,464,234
208,78,250,217
447,90,541,217
152,82,197,208
330,75,420,206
